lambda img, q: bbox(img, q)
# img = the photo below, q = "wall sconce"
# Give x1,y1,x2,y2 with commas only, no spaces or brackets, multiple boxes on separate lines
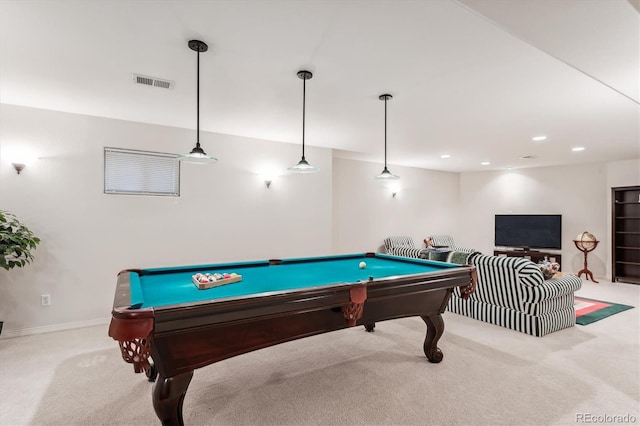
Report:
258,168,278,189
12,163,25,174
390,183,401,198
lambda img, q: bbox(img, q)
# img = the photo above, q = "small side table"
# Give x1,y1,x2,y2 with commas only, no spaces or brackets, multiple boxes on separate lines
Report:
573,239,599,283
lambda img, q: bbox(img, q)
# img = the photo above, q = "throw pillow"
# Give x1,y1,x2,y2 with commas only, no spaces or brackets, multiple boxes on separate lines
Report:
428,250,450,261
538,260,560,280
446,250,472,264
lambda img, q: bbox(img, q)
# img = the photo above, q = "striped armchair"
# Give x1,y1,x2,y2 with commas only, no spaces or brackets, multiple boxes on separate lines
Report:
383,236,425,258
448,253,582,336
428,235,475,253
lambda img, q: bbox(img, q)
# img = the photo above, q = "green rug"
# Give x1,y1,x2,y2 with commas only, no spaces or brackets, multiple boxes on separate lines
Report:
575,297,634,325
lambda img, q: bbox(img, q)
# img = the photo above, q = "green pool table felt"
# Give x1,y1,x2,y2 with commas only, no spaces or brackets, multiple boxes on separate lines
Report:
130,254,458,309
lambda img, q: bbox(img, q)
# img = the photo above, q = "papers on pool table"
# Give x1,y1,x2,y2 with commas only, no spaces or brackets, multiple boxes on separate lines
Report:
192,274,243,290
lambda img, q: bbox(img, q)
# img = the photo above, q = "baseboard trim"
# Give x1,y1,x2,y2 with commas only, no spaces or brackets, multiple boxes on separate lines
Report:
0,318,110,339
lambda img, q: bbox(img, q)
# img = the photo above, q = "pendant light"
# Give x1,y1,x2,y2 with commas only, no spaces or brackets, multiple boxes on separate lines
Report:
288,70,319,173
374,94,400,181
178,40,217,164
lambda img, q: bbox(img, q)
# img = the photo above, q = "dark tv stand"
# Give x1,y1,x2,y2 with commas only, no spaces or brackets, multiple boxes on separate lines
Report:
493,249,562,270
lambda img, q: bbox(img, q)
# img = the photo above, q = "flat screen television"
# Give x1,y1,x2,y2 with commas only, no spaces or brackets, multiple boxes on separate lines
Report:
495,214,562,250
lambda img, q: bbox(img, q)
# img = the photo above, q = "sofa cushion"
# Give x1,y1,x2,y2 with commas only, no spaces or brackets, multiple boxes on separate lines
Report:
519,260,545,287
520,274,583,306
445,250,477,265
388,245,424,258
383,236,425,259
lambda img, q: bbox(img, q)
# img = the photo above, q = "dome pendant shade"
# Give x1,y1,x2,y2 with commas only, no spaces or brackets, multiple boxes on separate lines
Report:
179,39,218,164
288,70,318,173
374,94,399,181
180,143,217,164
374,167,400,181
288,157,319,173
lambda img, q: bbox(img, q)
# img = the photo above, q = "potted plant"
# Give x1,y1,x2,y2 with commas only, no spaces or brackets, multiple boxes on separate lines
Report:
0,210,41,335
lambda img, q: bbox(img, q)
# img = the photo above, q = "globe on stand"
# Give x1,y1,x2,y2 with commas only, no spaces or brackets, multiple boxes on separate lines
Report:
575,231,597,251
573,231,599,283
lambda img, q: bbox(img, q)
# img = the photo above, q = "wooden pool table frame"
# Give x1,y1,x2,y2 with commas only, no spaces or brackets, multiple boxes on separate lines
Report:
109,253,476,425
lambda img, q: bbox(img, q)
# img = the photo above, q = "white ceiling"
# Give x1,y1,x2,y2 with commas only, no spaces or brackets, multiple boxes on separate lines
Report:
1,0,638,172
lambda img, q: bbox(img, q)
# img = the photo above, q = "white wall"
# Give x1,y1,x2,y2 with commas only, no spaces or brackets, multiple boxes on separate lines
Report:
2,104,637,336
0,104,332,335
0,105,462,336
332,158,461,253
459,161,640,279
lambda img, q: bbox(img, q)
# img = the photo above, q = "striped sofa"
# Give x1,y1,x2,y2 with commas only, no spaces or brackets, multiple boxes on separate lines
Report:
383,236,425,258
384,235,475,259
448,253,582,336
382,236,582,336
428,234,475,253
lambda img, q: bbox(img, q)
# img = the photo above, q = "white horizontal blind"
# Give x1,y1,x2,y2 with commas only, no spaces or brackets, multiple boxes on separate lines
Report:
104,147,180,196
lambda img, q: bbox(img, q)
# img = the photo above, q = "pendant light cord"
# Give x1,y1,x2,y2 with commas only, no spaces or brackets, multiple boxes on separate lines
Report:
196,49,200,148
384,96,387,169
301,76,306,160
374,94,397,180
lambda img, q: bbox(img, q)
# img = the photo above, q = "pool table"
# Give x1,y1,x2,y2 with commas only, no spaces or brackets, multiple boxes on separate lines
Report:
109,253,476,425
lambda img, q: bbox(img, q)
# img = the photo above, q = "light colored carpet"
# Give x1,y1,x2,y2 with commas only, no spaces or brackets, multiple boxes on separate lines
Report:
1,279,638,426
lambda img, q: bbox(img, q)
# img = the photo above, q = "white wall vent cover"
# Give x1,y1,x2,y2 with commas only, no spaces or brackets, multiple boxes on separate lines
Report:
132,74,174,89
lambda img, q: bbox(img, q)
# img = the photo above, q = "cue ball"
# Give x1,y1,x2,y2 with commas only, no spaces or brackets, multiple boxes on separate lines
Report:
359,261,366,269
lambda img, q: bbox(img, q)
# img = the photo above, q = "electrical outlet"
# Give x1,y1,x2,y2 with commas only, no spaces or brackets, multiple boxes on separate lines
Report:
41,294,51,307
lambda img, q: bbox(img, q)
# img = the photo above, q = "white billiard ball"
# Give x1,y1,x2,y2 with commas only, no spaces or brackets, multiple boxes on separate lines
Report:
359,261,366,269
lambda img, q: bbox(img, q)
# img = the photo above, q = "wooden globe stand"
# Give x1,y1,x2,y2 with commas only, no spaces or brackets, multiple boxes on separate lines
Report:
573,239,599,283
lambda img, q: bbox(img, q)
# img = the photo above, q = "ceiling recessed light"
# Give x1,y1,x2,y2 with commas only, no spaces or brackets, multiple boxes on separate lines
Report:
440,154,451,159
532,136,547,141
572,147,585,152
480,161,490,166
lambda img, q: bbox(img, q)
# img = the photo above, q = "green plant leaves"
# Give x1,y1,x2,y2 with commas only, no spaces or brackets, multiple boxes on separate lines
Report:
0,210,41,270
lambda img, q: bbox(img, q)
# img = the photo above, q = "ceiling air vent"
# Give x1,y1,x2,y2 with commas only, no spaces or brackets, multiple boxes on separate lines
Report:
132,74,174,90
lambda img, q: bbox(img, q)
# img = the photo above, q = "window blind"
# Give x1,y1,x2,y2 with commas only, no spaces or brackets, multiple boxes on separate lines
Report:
104,147,180,196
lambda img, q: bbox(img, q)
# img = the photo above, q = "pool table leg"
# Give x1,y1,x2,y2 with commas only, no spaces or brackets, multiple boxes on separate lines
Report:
152,371,193,426
145,358,158,382
364,323,375,332
421,314,444,363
